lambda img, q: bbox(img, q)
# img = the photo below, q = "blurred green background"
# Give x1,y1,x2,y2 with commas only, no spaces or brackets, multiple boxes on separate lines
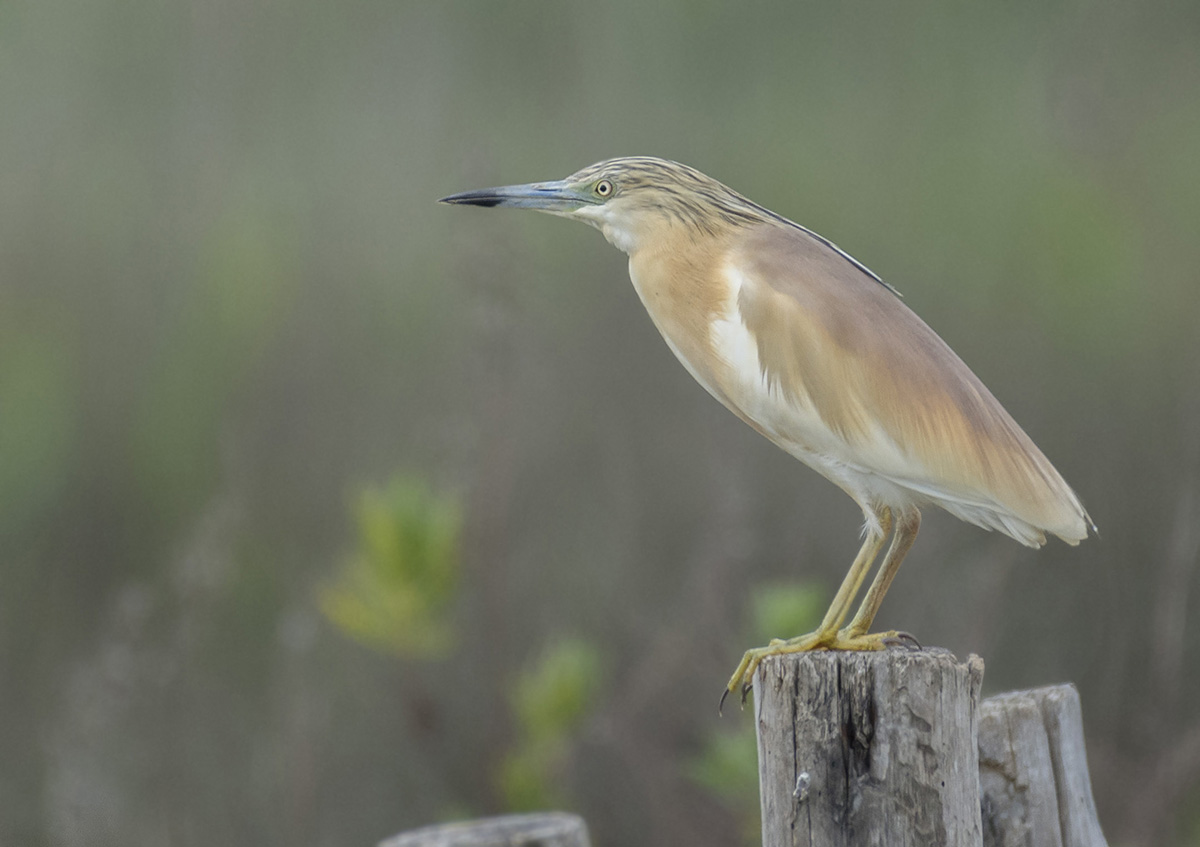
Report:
3,1,1200,845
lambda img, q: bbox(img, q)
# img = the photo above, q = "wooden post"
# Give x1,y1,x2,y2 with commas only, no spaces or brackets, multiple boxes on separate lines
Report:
978,685,1109,847
379,812,591,847
753,648,986,847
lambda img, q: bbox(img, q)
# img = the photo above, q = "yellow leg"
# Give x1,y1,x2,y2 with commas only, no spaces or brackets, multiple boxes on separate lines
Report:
723,508,893,705
840,509,920,641
809,507,893,637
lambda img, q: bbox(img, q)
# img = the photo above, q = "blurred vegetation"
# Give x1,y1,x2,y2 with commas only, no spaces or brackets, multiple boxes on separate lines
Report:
688,724,761,846
498,639,603,812
320,477,461,658
748,582,828,647
2,2,1200,847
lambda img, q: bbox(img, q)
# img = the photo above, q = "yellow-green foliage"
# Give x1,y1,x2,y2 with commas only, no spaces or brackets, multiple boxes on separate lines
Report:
498,639,603,811
750,582,826,645
686,722,761,845
319,477,461,658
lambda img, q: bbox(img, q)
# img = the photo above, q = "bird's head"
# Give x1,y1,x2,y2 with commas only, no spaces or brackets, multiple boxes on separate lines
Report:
440,156,774,254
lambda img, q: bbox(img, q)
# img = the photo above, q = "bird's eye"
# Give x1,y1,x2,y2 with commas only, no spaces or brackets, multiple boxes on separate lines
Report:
595,179,614,197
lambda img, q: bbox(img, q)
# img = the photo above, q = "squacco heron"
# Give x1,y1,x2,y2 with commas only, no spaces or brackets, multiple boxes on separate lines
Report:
441,157,1093,703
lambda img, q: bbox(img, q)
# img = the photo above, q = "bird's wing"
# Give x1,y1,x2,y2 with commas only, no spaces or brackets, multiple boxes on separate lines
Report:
726,223,1088,545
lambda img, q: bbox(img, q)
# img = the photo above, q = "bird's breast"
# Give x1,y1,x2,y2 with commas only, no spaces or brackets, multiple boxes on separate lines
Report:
626,243,729,398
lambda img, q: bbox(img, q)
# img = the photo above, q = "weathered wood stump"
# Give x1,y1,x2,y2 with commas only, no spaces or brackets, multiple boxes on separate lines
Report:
753,648,986,846
379,812,590,847
978,685,1109,847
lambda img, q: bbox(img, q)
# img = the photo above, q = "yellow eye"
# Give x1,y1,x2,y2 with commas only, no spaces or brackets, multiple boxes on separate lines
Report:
595,179,614,197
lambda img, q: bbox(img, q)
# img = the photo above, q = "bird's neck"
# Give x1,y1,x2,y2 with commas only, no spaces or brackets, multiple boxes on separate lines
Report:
593,209,647,254
595,209,742,257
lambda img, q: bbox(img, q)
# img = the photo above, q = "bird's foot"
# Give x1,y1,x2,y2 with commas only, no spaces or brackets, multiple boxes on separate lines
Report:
720,628,921,713
830,628,922,652
721,630,828,712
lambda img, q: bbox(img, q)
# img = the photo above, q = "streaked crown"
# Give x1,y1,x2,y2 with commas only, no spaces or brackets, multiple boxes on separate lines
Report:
565,156,780,236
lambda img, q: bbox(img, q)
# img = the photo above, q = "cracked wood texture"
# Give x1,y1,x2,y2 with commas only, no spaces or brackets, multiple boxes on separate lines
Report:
978,685,1108,847
753,648,985,847
379,812,591,847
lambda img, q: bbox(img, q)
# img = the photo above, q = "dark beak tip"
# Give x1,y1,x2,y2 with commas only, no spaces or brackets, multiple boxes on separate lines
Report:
438,192,503,208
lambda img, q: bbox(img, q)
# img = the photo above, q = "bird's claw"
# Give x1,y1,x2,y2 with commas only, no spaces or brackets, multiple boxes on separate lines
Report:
883,631,922,650
719,647,770,714
717,681,756,716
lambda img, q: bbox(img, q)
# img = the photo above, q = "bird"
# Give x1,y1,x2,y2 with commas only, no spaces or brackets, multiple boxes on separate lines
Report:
440,156,1093,704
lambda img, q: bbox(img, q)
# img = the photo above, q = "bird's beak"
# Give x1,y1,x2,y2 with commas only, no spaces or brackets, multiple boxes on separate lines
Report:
439,179,595,213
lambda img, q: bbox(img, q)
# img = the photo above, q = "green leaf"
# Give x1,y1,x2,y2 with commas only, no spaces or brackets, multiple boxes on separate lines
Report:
686,723,762,846
511,639,603,742
319,476,461,658
751,582,826,644
496,638,603,812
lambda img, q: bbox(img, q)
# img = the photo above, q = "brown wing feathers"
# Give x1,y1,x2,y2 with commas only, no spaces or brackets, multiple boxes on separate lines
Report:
736,224,1088,544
